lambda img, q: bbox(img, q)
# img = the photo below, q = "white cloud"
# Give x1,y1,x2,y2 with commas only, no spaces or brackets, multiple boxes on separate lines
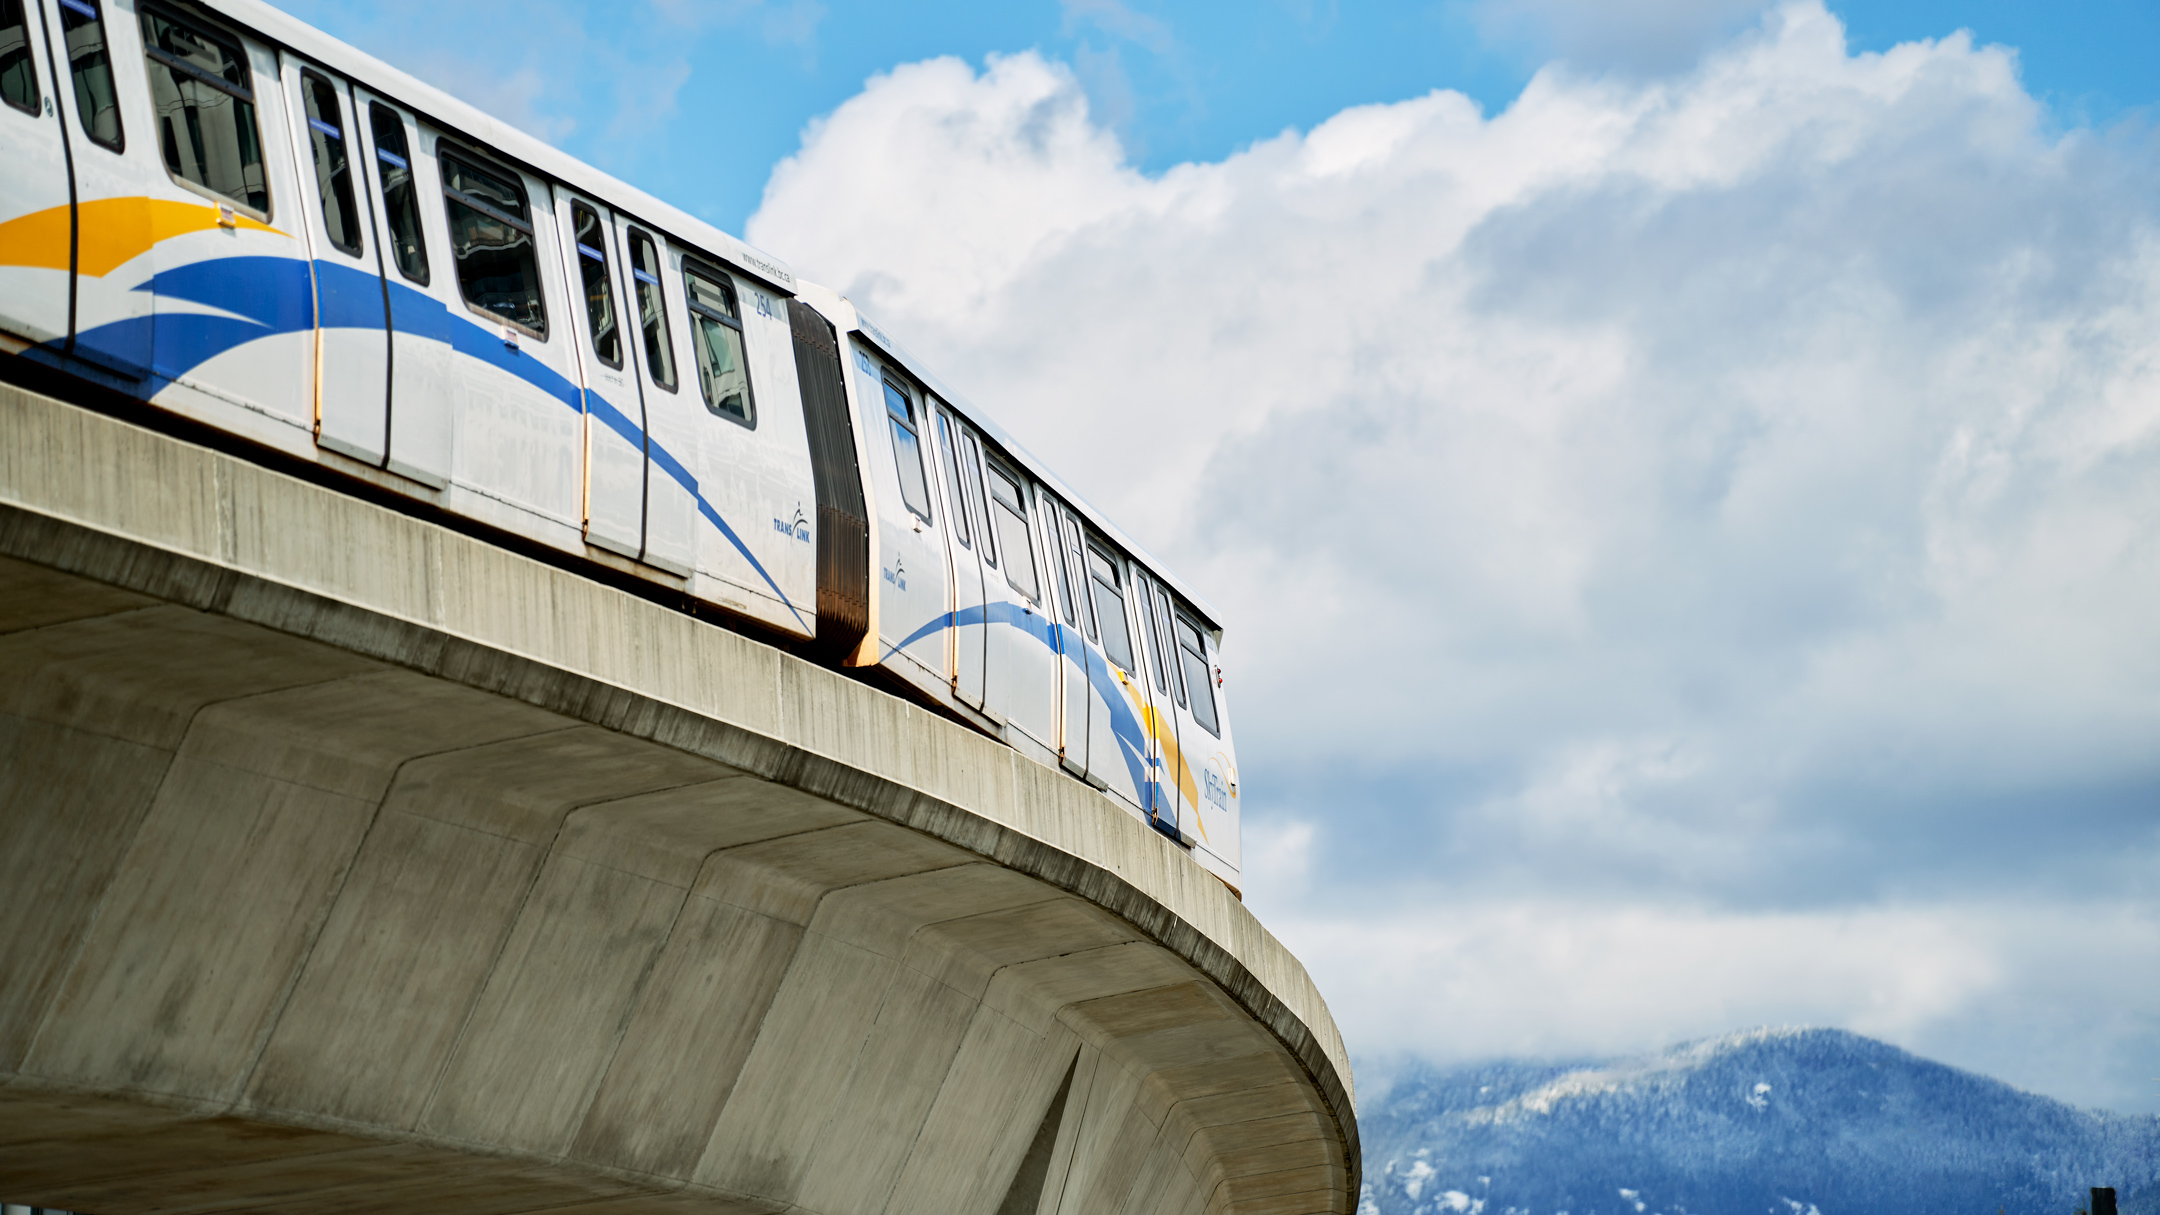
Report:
746,1,2160,1108
1263,893,2160,1112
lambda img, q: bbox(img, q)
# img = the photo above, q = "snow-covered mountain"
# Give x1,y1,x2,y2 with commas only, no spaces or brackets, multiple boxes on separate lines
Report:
1356,1028,2160,1215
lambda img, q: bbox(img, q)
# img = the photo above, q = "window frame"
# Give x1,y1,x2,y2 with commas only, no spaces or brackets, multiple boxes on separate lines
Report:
1,0,43,116
438,144,549,340
986,456,1039,603
625,226,676,393
881,373,934,525
963,430,997,568
1060,507,1094,639
299,68,362,257
367,101,429,285
61,0,121,152
568,199,623,370
1086,541,1136,674
140,2,275,218
1175,612,1220,736
682,256,755,427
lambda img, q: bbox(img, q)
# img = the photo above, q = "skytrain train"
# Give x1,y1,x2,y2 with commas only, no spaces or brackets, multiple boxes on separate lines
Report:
0,0,1244,890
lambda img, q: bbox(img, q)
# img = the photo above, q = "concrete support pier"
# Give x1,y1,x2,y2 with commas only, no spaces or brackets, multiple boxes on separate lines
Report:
0,384,1356,1215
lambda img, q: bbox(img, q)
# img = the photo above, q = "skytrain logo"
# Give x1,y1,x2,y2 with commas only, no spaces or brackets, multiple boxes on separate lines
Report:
773,503,809,541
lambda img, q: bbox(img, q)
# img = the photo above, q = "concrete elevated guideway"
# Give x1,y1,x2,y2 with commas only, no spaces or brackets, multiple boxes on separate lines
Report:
0,384,1357,1215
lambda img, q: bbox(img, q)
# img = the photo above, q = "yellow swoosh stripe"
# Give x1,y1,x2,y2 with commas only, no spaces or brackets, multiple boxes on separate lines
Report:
1113,667,1205,833
0,197,285,278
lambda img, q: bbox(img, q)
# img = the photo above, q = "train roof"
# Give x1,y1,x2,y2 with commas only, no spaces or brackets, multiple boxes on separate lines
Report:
208,0,1224,634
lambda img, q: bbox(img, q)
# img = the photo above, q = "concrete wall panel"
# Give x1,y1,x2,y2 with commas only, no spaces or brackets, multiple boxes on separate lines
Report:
572,893,804,1176
416,843,693,1154
0,716,172,1067
881,1009,1078,1215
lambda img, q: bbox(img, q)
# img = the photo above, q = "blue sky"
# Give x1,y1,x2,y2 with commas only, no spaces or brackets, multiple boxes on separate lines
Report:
275,0,2160,1116
279,0,2158,233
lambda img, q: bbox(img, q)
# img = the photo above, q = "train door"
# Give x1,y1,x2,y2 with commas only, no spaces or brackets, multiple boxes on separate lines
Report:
680,257,814,636
284,59,387,464
1081,537,1149,814
979,450,1057,750
434,141,583,540
349,89,450,487
1040,493,1089,773
134,4,314,440
956,423,1004,720
856,351,948,693
933,405,987,709
553,190,644,557
1132,569,1187,835
1050,503,1094,780
44,0,150,380
0,0,70,347
616,223,684,572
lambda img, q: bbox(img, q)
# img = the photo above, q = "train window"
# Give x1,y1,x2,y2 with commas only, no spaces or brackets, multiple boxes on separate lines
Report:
1087,545,1134,672
142,7,268,213
936,412,971,549
963,431,996,568
684,262,752,424
60,0,119,150
1175,615,1219,736
368,104,427,284
882,377,932,524
627,230,674,391
441,150,546,337
300,71,361,255
570,202,621,368
1,0,40,115
987,462,1039,601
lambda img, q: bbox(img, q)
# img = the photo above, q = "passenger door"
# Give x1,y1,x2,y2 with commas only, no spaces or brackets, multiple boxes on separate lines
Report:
0,0,71,346
979,451,1057,750
858,352,949,692
616,222,683,571
933,405,987,709
554,190,644,557
349,87,451,487
285,59,388,464
435,141,584,539
45,0,152,380
137,4,314,439
1081,538,1149,815
1049,502,1094,779
1132,569,1187,833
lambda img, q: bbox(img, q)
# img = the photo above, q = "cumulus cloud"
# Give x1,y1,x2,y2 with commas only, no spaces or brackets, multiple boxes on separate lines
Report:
746,2,2160,1110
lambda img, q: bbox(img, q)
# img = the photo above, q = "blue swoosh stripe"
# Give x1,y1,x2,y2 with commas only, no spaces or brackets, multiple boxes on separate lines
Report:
888,605,1152,800
62,255,806,629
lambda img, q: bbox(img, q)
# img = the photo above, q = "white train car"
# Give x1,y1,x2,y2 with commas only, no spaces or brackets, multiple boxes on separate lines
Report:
0,0,1244,889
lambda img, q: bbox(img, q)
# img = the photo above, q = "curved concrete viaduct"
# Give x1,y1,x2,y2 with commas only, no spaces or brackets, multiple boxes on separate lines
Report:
0,385,1356,1215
